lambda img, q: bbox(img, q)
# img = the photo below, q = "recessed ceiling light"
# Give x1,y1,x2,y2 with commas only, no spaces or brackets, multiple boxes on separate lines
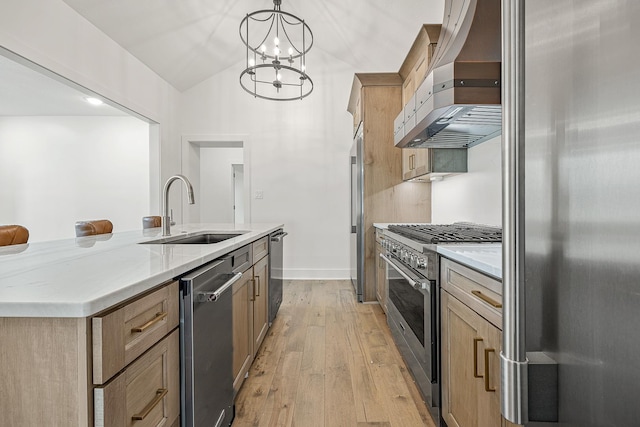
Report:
85,97,103,106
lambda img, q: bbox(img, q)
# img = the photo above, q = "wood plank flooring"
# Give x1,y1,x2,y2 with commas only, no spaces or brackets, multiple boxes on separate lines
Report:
232,280,436,427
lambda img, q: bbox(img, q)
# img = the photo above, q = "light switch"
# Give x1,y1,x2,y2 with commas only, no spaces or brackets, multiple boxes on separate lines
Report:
255,190,263,199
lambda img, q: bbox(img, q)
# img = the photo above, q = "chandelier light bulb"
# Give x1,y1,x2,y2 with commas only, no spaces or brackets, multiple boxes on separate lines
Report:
276,72,282,81
248,58,255,67
301,64,306,72
274,47,280,57
288,47,294,56
274,37,280,46
260,44,267,53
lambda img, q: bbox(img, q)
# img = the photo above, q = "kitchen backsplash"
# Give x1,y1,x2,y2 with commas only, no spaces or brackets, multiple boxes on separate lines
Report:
430,136,502,226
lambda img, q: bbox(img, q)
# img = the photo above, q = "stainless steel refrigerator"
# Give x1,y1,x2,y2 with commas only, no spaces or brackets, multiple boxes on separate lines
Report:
350,126,364,302
501,1,640,425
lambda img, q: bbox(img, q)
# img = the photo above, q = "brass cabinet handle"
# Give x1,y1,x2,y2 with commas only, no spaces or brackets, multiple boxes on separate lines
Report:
410,154,416,170
132,388,168,420
471,290,502,308
255,275,261,297
484,348,496,392
131,312,167,333
473,338,484,378
250,279,256,301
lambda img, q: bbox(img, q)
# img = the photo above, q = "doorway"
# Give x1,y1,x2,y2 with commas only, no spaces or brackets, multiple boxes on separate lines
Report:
232,164,244,224
181,135,251,225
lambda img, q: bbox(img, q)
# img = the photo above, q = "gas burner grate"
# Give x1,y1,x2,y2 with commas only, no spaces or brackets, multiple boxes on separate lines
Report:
388,223,502,244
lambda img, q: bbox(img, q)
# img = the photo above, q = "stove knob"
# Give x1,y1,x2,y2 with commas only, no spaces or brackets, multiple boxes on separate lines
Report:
416,258,427,270
400,249,407,261
410,254,417,268
391,244,399,254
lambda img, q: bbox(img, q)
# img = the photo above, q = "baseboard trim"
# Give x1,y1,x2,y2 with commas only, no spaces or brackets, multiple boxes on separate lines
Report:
283,269,350,280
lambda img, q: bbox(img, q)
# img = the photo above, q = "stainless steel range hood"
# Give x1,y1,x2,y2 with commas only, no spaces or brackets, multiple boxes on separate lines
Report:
396,0,501,149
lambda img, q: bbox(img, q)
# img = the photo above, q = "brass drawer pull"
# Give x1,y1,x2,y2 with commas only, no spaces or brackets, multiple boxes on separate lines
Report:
132,388,168,420
250,279,256,301
484,348,496,392
473,338,483,378
471,290,502,308
255,276,261,297
131,312,167,333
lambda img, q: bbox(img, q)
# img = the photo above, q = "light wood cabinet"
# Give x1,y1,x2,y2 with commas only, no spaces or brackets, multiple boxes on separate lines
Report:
402,149,430,181
92,281,179,384
232,268,254,392
94,329,180,427
252,254,269,355
441,291,501,427
232,249,270,394
397,25,445,182
441,259,519,427
0,280,180,427
252,237,269,264
347,73,431,302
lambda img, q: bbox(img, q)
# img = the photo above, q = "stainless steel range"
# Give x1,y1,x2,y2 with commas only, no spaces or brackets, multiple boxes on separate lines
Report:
380,223,501,425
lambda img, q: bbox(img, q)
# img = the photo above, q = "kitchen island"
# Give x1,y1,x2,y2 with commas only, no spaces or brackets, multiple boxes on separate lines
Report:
0,223,282,427
0,223,282,317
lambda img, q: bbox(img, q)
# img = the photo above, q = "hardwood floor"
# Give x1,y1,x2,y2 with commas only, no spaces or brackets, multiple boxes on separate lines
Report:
232,280,436,427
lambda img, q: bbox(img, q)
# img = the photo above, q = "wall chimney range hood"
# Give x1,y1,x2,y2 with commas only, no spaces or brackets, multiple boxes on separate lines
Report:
396,0,501,149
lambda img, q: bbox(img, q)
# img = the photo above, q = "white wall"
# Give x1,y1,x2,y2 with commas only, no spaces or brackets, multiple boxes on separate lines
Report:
0,116,149,242
0,0,182,216
431,136,502,226
199,147,243,223
179,50,355,279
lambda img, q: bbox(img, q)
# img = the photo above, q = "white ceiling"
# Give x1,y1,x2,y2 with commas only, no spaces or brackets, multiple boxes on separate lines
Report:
61,0,445,91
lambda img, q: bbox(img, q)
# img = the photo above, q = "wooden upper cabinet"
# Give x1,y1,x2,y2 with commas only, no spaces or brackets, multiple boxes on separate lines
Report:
347,73,403,139
399,24,441,107
398,24,443,182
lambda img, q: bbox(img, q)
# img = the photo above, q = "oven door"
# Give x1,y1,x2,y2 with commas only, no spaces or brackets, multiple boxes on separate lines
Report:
380,253,437,383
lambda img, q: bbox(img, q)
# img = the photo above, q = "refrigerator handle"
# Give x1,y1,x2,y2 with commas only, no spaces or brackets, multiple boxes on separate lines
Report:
501,0,529,424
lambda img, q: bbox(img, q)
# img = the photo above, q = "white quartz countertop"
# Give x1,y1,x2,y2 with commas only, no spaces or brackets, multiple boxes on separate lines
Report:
436,244,502,280
0,223,283,318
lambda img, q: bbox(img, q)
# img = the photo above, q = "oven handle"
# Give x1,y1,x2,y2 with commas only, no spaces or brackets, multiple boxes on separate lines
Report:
379,253,430,291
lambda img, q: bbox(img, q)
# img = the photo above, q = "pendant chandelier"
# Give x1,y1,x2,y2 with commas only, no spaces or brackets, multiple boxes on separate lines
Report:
239,0,313,101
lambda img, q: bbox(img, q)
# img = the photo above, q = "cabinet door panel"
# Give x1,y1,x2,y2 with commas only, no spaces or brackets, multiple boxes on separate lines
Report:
252,255,270,354
479,323,502,427
232,269,254,392
441,290,483,427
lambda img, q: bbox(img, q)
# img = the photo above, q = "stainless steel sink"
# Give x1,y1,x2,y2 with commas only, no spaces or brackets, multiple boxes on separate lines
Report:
141,232,245,245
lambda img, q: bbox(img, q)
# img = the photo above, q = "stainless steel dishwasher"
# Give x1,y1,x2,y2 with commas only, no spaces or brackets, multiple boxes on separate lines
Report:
179,255,243,427
268,229,287,324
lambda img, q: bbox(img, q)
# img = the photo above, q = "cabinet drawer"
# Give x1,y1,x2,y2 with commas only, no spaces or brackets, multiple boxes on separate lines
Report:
252,236,269,263
440,258,502,329
92,281,179,384
94,329,180,427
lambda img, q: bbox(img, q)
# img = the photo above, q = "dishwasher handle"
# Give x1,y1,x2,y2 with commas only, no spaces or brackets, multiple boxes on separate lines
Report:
196,272,243,302
270,231,288,243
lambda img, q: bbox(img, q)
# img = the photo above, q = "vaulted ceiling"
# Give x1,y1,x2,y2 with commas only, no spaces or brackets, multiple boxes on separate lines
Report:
62,0,445,91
